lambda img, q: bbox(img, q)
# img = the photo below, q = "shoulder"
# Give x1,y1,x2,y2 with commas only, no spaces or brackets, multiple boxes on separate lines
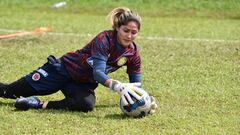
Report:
93,30,117,49
96,30,115,40
131,42,140,53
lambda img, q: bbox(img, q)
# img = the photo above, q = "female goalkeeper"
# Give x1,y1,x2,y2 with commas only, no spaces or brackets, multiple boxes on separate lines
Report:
0,7,149,112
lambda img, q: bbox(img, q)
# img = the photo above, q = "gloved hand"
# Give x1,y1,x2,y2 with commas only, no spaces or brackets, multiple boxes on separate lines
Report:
149,96,158,114
15,96,42,110
109,80,141,94
110,80,142,105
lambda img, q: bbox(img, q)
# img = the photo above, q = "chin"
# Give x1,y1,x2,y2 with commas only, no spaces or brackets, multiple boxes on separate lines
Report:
122,44,130,48
123,41,132,46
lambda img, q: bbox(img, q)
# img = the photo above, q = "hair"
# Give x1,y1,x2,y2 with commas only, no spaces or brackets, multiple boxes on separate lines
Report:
107,7,141,30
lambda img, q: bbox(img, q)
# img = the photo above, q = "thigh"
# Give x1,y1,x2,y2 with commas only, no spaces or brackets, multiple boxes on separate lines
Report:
25,62,71,95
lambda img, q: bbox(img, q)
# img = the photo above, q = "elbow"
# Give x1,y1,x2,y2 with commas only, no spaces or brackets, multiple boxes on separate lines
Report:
93,69,108,84
93,69,100,81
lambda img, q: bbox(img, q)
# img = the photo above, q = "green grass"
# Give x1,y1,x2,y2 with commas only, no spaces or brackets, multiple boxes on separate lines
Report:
1,0,240,19
0,0,240,134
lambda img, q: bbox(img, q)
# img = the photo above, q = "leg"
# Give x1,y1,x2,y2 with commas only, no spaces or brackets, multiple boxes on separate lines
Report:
1,55,70,99
0,78,38,99
46,82,98,112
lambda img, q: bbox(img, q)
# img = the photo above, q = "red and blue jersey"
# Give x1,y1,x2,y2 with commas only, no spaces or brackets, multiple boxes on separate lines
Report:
61,30,141,84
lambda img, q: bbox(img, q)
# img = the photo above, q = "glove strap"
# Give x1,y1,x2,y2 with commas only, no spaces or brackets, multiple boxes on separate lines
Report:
109,80,119,91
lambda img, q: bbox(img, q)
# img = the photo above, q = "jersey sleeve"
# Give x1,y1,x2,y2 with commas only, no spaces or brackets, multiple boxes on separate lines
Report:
91,33,109,61
127,51,141,74
89,32,110,85
92,58,110,84
128,73,141,83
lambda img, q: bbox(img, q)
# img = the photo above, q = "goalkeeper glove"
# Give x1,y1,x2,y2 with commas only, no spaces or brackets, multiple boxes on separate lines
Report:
109,80,142,105
15,96,43,110
109,80,141,94
149,96,158,114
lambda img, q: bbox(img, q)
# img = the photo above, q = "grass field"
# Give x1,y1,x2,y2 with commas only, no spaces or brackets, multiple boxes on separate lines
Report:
0,0,240,134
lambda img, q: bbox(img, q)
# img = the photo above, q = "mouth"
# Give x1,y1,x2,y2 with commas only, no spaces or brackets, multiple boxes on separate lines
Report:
118,38,132,47
124,39,132,43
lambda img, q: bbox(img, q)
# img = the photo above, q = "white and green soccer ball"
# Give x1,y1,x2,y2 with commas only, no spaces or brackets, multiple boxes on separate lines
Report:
119,87,157,117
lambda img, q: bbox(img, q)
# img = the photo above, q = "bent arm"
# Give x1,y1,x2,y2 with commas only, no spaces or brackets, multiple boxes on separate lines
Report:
92,58,110,86
92,58,142,88
92,61,113,88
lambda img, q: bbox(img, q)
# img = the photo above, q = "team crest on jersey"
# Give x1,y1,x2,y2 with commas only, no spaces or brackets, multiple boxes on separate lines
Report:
117,57,127,66
32,73,40,81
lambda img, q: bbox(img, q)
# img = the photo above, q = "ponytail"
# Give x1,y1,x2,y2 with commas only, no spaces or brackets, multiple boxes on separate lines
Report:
107,7,141,30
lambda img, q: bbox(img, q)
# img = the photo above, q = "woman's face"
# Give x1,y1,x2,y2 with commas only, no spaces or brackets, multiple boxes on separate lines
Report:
116,21,139,48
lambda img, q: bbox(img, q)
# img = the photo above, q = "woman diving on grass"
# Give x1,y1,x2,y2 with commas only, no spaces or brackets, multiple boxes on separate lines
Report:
0,7,156,114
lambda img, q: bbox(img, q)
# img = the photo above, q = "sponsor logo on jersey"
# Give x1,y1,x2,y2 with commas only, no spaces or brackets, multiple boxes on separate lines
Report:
37,68,48,77
32,73,40,81
87,57,94,67
117,57,127,66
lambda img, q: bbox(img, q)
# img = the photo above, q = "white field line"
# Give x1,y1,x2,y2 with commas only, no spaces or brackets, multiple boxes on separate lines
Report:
142,36,240,43
0,28,240,43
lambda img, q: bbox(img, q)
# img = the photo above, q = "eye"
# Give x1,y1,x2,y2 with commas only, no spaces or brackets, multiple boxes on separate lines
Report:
131,31,138,35
123,29,130,33
131,30,138,35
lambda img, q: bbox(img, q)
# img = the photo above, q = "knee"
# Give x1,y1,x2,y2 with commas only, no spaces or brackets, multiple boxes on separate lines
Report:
82,101,95,112
70,99,95,112
79,99,95,112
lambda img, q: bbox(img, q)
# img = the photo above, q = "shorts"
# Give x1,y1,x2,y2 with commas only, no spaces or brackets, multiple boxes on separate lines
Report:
24,55,98,97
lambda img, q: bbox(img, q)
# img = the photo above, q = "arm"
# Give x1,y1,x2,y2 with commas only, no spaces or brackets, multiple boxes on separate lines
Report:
91,57,110,86
92,58,141,88
126,45,141,84
128,73,141,83
92,58,140,96
91,58,124,89
92,58,144,106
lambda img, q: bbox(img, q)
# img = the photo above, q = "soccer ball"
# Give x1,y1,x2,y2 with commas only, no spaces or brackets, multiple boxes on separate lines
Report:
119,87,153,117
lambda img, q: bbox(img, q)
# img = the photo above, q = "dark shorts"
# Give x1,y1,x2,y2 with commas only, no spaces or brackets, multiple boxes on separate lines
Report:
24,56,98,97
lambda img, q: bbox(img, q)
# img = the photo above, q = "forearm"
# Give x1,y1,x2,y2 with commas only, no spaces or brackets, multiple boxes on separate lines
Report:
128,73,141,83
91,57,110,86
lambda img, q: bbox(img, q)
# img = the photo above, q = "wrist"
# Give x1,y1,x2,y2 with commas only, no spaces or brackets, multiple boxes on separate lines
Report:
104,79,112,88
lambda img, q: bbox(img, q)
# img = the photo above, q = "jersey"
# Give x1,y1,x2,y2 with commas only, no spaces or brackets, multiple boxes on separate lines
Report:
61,30,141,84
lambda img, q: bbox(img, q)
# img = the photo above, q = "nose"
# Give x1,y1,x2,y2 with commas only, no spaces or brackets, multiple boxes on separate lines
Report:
126,33,132,39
